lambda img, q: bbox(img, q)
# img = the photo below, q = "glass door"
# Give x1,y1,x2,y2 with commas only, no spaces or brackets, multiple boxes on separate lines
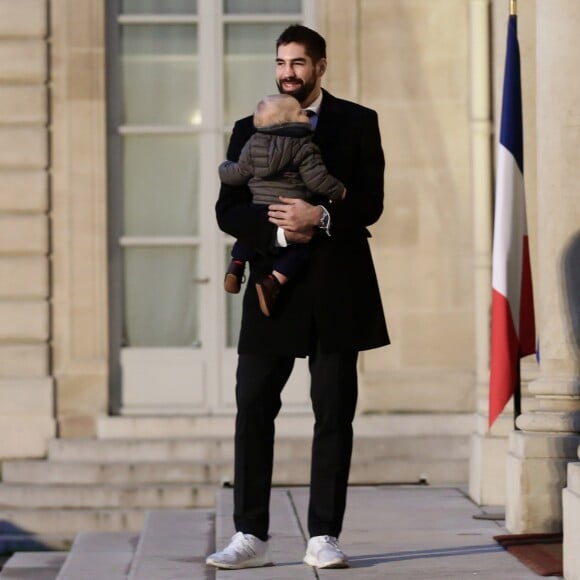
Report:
107,0,313,414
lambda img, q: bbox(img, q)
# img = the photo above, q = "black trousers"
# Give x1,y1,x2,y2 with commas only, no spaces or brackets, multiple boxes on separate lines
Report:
233,347,358,541
231,239,311,279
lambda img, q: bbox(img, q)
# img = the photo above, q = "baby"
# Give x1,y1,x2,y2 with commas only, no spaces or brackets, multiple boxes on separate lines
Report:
219,93,346,317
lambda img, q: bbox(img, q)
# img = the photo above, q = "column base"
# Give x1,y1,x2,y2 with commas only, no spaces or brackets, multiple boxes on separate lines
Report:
468,411,512,506
564,461,580,580
506,430,580,532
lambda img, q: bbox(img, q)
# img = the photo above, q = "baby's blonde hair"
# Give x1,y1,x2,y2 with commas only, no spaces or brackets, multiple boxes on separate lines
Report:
253,94,304,128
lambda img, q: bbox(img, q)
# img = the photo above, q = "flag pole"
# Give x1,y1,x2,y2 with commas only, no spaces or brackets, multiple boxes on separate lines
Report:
510,0,520,431
489,0,535,430
514,360,521,429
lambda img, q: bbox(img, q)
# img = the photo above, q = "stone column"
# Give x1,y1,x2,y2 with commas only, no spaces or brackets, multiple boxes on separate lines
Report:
564,447,580,579
467,0,502,506
51,0,109,437
505,0,580,533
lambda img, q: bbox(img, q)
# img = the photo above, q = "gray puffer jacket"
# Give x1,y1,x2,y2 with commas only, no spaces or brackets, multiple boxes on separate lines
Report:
218,123,345,205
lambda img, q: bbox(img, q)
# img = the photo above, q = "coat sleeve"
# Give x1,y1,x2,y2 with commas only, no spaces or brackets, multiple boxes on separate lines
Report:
215,120,278,254
325,108,385,234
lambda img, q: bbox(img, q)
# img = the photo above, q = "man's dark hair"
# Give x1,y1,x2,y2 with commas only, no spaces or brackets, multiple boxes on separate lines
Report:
276,25,326,63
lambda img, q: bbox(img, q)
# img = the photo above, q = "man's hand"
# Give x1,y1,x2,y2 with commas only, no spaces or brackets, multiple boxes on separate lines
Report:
268,197,322,235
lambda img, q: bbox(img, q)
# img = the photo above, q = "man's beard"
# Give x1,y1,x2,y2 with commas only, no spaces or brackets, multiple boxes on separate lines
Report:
277,77,316,104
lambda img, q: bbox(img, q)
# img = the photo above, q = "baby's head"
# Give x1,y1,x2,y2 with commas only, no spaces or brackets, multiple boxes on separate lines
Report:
253,94,310,128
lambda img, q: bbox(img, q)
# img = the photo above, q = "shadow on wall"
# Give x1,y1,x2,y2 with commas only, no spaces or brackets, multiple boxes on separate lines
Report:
562,230,580,383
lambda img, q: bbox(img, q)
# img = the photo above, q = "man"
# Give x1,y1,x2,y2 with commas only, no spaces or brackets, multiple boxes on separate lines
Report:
207,24,389,570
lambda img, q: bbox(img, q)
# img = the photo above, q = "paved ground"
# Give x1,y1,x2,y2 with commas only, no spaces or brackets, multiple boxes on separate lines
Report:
0,485,564,578
215,485,563,579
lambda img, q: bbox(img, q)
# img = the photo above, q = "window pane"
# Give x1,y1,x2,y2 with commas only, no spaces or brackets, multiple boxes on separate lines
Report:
121,24,198,125
124,247,199,347
225,245,243,347
224,0,301,14
123,135,199,236
224,23,286,125
121,0,197,14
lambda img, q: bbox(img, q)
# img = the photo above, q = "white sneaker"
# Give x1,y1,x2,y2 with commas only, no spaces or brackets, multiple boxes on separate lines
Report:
304,535,349,569
206,531,273,569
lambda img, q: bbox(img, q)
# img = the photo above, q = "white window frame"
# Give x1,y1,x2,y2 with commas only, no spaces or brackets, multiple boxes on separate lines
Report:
106,0,316,414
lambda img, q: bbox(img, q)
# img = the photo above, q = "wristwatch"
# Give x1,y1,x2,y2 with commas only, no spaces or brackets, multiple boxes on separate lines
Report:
318,205,331,236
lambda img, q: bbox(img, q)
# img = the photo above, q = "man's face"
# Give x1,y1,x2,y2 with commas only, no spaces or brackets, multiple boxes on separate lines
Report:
275,42,325,106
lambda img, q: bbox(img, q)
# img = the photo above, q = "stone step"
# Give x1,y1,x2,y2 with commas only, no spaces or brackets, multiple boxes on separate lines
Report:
47,437,235,463
0,552,67,580
1,456,467,486
348,458,467,485
127,509,213,579
0,509,146,534
0,460,465,538
0,483,216,509
55,532,137,580
1,460,229,486
47,435,469,463
97,413,472,439
267,457,467,486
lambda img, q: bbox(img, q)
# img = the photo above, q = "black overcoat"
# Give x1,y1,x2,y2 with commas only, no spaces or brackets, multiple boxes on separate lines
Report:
216,89,390,356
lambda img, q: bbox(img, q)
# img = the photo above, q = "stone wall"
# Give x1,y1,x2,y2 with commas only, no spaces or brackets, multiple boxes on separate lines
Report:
0,0,109,453
0,0,533,455
0,0,55,456
319,0,475,414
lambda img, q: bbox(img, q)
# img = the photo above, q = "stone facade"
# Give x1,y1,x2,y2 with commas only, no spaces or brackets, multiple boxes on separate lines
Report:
0,0,478,451
1,2,580,574
0,0,54,456
319,0,475,415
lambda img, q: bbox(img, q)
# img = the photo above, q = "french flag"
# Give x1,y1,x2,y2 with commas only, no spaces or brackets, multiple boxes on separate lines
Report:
488,12,536,428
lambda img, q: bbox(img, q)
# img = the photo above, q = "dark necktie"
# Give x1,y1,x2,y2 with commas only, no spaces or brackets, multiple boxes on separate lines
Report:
305,109,318,129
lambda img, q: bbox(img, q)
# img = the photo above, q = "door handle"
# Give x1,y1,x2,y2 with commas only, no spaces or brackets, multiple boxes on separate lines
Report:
192,277,210,284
